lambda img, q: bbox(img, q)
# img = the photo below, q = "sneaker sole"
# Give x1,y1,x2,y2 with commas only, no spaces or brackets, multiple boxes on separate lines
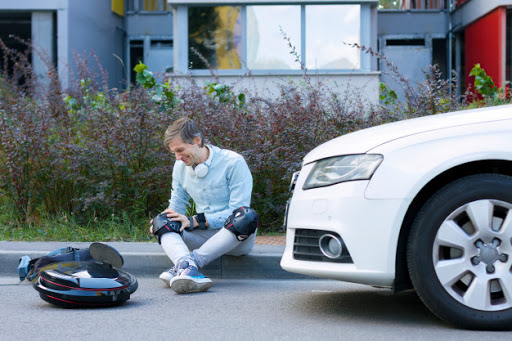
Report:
170,277,213,294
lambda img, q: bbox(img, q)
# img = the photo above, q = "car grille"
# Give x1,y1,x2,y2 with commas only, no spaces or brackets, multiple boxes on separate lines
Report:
293,229,353,263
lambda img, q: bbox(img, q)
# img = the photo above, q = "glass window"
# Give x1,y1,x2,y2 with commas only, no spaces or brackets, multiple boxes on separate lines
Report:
188,6,242,70
128,0,168,11
305,5,360,69
247,6,301,70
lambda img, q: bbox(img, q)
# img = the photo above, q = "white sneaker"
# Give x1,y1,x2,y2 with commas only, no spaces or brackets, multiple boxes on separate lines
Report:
159,265,178,285
169,261,213,294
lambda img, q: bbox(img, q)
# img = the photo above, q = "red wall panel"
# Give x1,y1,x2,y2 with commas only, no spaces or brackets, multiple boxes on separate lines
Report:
465,7,506,91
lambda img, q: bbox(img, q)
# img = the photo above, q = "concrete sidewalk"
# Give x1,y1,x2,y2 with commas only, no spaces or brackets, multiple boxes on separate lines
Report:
0,236,310,280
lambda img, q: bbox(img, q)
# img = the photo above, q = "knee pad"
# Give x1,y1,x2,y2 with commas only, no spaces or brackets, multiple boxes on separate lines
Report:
152,213,182,244
223,207,259,241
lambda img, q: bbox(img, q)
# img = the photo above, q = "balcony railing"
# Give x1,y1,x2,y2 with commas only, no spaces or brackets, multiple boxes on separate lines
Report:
401,0,447,9
379,0,448,10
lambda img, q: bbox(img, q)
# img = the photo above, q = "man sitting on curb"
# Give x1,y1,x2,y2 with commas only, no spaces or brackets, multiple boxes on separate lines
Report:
150,117,259,294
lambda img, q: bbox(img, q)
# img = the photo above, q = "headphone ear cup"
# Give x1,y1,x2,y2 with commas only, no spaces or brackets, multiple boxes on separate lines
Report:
195,164,208,178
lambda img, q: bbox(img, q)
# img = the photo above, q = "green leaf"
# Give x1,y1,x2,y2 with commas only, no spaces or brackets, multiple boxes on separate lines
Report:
135,73,146,85
133,62,147,74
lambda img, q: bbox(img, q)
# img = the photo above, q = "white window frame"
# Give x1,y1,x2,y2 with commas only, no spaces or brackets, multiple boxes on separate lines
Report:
170,1,375,75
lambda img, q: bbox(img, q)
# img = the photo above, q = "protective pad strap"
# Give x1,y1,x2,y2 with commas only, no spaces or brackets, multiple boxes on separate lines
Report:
195,213,207,230
185,216,194,231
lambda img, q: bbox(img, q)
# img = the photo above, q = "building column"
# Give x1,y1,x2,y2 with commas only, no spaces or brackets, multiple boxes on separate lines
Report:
172,5,188,73
31,11,54,84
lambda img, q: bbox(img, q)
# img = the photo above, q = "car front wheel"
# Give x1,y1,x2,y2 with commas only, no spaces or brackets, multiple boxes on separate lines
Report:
407,174,512,330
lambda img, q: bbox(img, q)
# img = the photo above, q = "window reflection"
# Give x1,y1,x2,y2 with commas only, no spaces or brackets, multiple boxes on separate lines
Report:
247,6,301,70
127,0,168,12
186,4,363,71
306,5,360,69
188,6,242,70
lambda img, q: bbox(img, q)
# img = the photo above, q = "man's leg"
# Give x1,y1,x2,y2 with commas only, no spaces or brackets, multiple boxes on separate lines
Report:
161,231,213,294
162,229,255,293
160,232,193,265
159,232,197,285
225,230,256,256
191,228,254,268
168,228,238,294
162,228,256,267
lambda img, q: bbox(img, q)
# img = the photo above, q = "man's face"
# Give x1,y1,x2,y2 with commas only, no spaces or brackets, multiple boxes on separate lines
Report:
168,136,202,167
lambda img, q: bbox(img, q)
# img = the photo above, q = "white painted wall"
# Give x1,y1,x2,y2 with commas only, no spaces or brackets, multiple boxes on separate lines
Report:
170,72,380,108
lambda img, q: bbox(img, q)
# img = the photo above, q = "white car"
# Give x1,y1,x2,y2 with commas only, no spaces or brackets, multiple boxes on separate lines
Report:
280,104,512,330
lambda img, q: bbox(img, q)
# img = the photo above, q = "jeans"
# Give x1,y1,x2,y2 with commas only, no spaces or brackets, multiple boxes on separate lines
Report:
160,228,256,269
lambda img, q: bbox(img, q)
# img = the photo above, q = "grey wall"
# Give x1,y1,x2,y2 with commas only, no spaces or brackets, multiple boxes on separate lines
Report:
126,12,173,36
378,10,448,36
378,10,449,102
68,0,125,88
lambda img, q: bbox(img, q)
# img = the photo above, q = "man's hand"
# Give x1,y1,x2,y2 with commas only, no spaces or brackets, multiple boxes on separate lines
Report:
166,210,191,232
149,208,181,234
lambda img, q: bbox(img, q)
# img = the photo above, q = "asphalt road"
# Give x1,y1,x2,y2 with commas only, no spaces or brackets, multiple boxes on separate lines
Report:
1,276,509,340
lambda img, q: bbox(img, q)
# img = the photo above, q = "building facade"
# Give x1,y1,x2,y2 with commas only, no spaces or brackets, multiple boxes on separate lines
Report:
0,0,124,88
378,0,512,98
452,0,511,93
165,0,380,103
0,0,510,102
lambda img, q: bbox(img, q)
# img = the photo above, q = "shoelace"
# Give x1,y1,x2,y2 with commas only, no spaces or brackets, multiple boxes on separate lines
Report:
166,266,177,276
176,265,193,276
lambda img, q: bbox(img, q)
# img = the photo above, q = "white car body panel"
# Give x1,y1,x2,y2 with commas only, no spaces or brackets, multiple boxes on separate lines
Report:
281,104,512,287
303,104,512,164
366,120,512,199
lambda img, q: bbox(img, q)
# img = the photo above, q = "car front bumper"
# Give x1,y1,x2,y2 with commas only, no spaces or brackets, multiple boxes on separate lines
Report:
280,174,410,288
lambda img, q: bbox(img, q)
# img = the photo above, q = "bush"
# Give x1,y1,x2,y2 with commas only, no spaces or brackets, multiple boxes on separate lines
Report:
468,63,511,106
0,46,174,228
0,39,510,238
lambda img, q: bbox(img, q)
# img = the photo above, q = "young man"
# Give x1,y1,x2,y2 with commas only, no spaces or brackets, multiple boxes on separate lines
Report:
150,117,257,294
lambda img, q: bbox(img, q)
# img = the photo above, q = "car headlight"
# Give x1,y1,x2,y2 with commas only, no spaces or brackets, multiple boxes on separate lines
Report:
303,154,383,190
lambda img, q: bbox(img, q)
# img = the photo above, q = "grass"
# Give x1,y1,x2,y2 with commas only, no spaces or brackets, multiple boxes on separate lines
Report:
0,208,154,242
0,205,285,242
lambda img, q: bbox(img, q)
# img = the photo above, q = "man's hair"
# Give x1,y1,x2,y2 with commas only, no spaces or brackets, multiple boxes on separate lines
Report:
164,117,205,149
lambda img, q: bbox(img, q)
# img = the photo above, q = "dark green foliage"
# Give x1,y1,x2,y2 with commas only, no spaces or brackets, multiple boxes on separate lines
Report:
0,46,174,231
469,63,510,105
0,39,510,240
378,0,400,9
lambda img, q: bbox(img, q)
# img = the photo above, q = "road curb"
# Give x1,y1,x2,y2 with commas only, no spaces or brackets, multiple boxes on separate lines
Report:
0,241,309,279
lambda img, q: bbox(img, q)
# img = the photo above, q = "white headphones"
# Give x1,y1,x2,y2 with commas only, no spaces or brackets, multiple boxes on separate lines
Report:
187,163,209,178
186,145,212,178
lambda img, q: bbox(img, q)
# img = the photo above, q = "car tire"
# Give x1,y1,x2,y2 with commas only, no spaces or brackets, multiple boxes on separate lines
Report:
407,173,512,330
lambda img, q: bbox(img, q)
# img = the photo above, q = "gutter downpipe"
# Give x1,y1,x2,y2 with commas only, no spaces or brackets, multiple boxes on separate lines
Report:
447,0,453,95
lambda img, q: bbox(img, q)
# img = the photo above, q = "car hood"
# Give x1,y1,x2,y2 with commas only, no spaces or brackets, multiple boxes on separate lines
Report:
303,104,512,164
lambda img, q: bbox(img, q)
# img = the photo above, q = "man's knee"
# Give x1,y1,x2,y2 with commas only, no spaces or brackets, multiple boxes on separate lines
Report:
223,207,259,241
227,232,256,256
